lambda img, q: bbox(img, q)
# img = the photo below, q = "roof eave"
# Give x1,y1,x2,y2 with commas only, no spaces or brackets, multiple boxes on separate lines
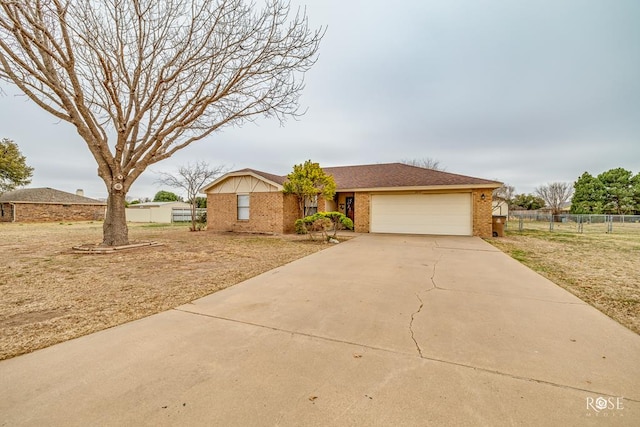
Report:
201,170,284,193
336,183,502,192
0,200,106,205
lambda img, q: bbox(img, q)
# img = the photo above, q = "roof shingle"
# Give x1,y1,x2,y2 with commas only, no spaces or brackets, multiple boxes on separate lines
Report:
0,188,106,204
323,163,501,189
229,163,500,190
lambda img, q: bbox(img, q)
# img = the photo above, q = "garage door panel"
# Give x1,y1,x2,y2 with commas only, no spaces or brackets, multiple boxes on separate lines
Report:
371,194,471,236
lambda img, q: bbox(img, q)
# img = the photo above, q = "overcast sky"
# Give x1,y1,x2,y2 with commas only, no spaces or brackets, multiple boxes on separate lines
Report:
1,0,639,200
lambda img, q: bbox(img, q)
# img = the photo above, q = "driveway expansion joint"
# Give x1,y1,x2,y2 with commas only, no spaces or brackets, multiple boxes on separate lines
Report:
417,352,640,403
434,239,500,253
173,308,640,402
173,307,407,356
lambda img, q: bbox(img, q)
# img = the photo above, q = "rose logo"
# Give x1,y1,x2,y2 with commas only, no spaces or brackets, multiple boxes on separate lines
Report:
595,397,608,411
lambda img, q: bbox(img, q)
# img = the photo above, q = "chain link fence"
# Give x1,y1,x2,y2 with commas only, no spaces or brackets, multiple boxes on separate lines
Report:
507,212,640,235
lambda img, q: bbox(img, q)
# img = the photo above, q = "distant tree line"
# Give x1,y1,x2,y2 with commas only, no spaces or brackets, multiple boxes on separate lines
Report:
571,168,640,215
494,167,640,216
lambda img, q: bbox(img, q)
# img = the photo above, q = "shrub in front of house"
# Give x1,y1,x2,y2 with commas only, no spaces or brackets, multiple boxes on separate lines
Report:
294,211,353,240
195,211,207,231
294,218,308,234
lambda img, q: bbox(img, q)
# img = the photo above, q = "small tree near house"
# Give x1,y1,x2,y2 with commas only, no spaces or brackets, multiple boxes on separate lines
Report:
295,211,353,241
156,162,226,231
283,160,336,218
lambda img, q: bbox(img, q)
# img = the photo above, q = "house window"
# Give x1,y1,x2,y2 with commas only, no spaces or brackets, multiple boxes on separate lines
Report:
304,195,318,216
237,194,250,220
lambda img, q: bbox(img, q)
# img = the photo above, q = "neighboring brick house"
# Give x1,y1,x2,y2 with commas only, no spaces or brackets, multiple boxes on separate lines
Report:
202,163,502,238
0,188,106,223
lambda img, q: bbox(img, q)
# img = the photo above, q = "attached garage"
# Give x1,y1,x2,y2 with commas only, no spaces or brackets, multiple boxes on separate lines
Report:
370,193,472,236
203,163,501,237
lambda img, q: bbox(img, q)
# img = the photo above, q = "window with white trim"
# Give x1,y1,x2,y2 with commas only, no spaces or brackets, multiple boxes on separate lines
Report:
237,194,250,220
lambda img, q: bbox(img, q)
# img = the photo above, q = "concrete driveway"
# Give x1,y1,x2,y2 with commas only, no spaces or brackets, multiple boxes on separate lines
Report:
1,234,639,426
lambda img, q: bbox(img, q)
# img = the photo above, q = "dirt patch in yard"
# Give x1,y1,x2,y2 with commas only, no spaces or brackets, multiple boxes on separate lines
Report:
487,229,640,335
0,222,335,360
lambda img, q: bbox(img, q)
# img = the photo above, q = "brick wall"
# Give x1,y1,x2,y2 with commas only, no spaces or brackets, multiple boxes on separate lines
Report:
282,194,299,233
472,189,493,238
207,192,291,234
207,193,234,231
205,188,496,237
0,203,105,223
317,197,327,212
353,192,370,233
0,203,13,222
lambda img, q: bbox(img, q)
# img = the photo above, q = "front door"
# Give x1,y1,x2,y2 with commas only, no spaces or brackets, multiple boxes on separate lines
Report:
345,196,354,221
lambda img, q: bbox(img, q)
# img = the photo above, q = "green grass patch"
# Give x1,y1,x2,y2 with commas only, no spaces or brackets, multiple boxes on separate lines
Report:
509,249,528,262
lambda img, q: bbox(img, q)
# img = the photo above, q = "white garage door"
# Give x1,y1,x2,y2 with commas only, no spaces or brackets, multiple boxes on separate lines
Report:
370,193,472,235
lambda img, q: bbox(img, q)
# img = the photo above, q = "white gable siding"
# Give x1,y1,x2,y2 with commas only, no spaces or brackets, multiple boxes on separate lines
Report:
208,175,280,194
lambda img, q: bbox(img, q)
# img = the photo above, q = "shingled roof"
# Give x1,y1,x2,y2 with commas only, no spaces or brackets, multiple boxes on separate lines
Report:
226,163,500,190
0,188,106,205
323,163,501,189
232,168,287,186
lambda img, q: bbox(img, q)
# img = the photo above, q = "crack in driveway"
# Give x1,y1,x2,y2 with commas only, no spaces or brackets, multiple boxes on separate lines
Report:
409,293,425,357
409,253,442,357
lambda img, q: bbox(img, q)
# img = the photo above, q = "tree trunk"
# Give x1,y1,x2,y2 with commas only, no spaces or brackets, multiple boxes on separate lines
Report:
102,192,129,246
297,196,305,219
190,202,197,231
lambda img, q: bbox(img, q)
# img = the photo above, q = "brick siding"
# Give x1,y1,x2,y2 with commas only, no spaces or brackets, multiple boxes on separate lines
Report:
205,185,495,237
353,192,370,233
207,192,300,234
472,189,494,238
282,194,299,233
0,203,105,223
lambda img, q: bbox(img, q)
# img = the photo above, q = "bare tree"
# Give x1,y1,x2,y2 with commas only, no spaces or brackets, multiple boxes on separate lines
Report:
493,183,515,204
0,0,323,246
401,158,445,171
156,161,226,231
535,182,573,217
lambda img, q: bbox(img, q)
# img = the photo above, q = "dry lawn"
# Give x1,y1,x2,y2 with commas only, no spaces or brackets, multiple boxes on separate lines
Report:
0,222,331,360
487,225,640,335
